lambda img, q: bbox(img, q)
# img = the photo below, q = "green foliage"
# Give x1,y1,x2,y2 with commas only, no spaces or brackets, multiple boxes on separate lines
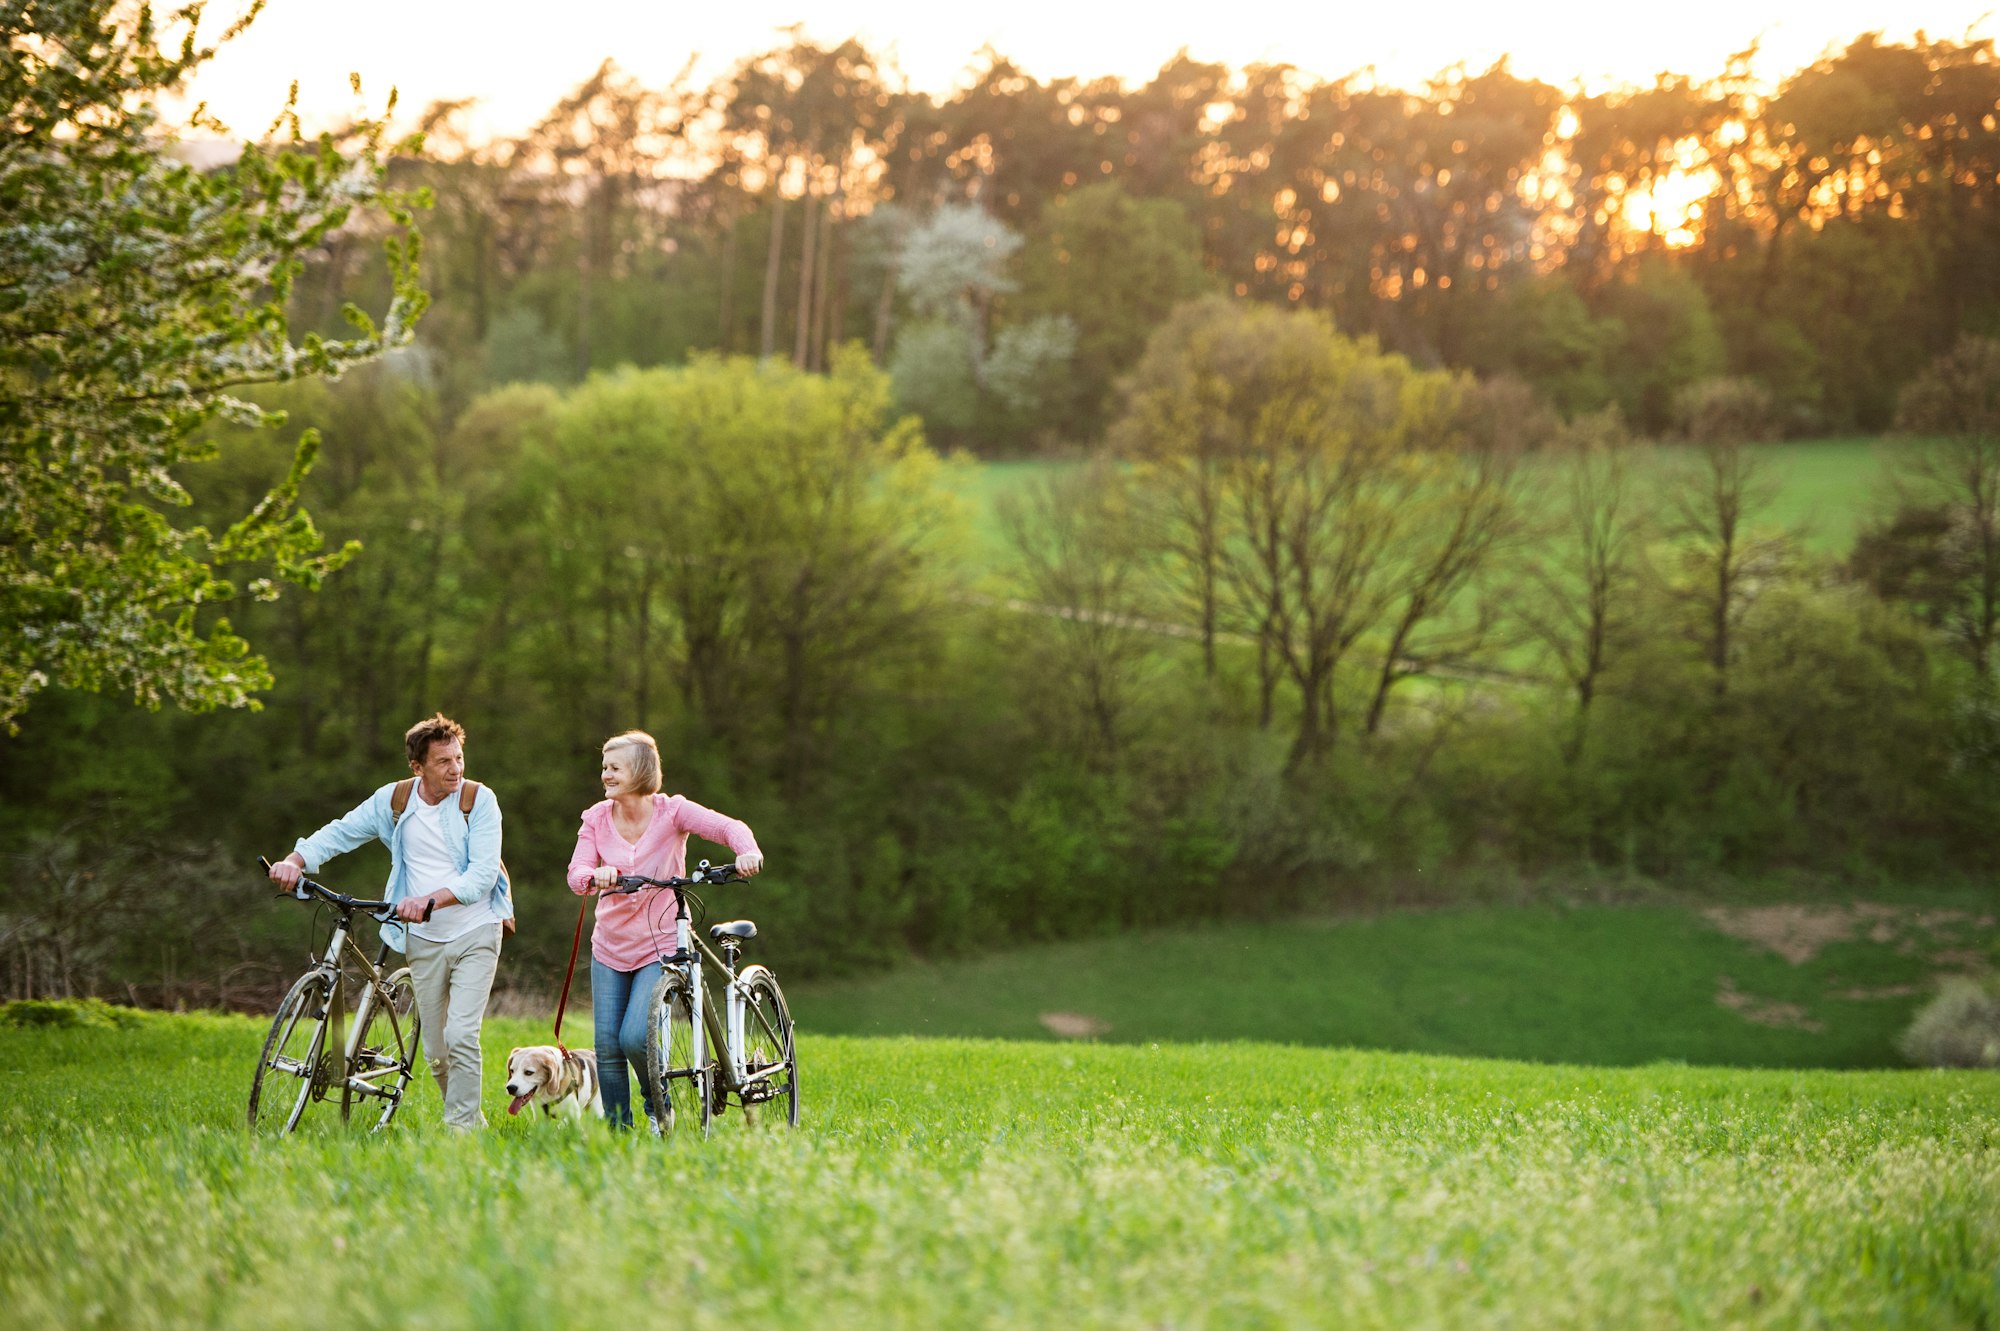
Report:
1673,375,1785,444
1012,182,1211,435
1871,336,2000,678
1462,275,1615,417
2,1017,1998,1328
981,314,1078,433
889,320,981,437
1114,296,1520,765
0,0,425,728
0,997,152,1029
1594,259,1726,435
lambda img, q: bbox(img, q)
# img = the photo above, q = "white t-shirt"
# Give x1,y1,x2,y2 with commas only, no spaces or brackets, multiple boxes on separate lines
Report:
401,784,501,944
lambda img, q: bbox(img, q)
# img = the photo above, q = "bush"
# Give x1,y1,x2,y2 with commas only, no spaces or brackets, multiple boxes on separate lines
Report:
1672,376,1784,444
0,998,154,1030
1897,976,2000,1068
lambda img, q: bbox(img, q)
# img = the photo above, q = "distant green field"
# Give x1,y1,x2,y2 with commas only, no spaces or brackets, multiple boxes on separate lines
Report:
792,898,1992,1070
952,437,1905,564
3,1014,1996,1328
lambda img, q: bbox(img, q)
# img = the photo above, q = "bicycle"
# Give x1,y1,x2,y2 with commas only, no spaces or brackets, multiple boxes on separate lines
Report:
605,859,798,1136
247,856,432,1134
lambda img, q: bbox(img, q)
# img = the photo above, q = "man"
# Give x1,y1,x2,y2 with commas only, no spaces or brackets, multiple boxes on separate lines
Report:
268,713,513,1130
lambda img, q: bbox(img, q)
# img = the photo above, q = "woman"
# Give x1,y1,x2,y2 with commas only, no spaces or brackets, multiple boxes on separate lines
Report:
566,730,763,1130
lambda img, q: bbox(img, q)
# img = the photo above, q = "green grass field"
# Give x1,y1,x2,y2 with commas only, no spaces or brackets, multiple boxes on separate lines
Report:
3,1012,1996,1329
950,437,1905,564
791,899,1993,1070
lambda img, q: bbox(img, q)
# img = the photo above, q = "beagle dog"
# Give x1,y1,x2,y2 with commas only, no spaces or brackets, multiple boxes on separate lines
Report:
504,1045,603,1122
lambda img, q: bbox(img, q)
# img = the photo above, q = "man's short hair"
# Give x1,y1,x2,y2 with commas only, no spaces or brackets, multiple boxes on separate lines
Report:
602,730,663,796
404,713,467,767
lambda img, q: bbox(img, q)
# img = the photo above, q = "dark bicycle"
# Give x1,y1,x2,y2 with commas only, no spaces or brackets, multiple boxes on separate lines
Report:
248,857,431,1134
606,860,798,1136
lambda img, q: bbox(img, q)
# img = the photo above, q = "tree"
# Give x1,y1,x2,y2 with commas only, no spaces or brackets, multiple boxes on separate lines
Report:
1663,439,1789,699
1594,259,1725,435
1872,336,2000,683
997,457,1155,762
0,0,424,729
1514,411,1653,755
1012,181,1210,436
1116,298,1498,768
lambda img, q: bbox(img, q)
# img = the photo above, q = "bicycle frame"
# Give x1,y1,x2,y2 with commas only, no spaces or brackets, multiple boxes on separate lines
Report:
251,857,431,1136
285,912,405,1101
671,901,788,1098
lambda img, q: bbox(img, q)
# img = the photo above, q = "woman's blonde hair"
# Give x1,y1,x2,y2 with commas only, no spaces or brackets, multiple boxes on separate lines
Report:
602,730,663,796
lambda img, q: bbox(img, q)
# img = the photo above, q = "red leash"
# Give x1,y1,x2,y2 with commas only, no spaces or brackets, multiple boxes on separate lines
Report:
551,890,591,1051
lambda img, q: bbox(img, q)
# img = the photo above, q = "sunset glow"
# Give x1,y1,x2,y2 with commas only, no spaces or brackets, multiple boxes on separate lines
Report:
170,1,2000,145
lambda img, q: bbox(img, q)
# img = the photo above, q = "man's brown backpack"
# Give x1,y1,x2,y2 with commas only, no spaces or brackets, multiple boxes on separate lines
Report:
391,778,517,937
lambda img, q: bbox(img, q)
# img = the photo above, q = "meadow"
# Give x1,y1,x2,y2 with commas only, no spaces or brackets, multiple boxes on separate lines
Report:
954,436,1904,561
791,897,1995,1069
3,1010,1997,1330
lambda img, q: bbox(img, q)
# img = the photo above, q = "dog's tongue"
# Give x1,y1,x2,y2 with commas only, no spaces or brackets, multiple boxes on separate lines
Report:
508,1094,530,1116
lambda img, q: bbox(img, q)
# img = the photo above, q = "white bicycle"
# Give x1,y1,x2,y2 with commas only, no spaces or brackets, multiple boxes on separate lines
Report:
606,860,798,1135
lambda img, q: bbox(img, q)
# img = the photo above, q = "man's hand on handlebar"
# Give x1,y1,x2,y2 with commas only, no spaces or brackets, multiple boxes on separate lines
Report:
267,855,304,890
395,892,441,922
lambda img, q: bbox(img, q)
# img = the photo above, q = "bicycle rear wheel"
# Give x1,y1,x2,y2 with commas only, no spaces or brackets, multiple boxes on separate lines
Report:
643,969,711,1137
737,965,798,1127
248,972,333,1134
341,966,420,1130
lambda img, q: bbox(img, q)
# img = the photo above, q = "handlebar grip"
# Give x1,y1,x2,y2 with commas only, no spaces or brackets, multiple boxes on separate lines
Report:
421,899,435,922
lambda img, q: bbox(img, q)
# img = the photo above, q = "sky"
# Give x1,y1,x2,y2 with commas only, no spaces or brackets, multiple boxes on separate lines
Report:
173,0,1999,142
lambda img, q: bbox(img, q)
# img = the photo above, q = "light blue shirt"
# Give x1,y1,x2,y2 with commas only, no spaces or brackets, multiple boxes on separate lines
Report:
294,780,513,953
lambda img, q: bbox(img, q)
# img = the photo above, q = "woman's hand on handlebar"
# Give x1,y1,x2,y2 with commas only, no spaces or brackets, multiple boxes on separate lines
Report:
589,864,621,892
734,852,764,879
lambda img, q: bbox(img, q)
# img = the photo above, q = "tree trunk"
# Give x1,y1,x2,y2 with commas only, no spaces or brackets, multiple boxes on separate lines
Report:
812,198,839,371
760,189,787,360
718,216,738,352
575,184,593,381
872,255,897,362
793,186,819,368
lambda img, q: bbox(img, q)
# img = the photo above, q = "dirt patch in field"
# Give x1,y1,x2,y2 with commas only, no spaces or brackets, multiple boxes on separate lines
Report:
1714,976,1824,1031
1040,1011,1110,1039
1701,904,1993,966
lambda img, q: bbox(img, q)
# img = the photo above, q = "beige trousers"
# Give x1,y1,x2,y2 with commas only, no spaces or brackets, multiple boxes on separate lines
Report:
405,923,502,1129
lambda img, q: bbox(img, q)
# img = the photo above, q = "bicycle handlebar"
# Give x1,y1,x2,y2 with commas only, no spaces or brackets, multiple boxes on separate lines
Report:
257,857,433,923
609,859,742,894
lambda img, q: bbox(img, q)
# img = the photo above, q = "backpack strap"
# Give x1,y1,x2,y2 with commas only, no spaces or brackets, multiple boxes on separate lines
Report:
390,778,416,825
457,780,516,936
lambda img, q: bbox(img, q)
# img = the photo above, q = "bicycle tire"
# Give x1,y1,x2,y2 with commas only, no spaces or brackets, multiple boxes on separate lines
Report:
736,965,798,1127
248,971,334,1135
643,968,712,1137
340,966,420,1130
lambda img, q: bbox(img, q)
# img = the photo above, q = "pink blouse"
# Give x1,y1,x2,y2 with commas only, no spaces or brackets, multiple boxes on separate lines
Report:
566,794,761,971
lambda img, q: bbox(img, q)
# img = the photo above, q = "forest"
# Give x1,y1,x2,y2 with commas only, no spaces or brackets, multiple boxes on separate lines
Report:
4,14,2000,1005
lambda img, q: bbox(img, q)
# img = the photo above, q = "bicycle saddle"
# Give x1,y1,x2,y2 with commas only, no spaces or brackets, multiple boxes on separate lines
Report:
709,920,757,941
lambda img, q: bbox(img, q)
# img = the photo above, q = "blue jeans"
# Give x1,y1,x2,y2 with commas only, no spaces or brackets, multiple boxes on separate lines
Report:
591,957,663,1129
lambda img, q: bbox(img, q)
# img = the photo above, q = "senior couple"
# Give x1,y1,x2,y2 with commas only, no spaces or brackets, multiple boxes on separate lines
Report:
267,712,763,1132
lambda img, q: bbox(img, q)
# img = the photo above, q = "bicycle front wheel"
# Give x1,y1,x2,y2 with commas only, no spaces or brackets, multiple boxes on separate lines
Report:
737,965,798,1127
248,972,334,1134
643,969,711,1137
341,966,420,1130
